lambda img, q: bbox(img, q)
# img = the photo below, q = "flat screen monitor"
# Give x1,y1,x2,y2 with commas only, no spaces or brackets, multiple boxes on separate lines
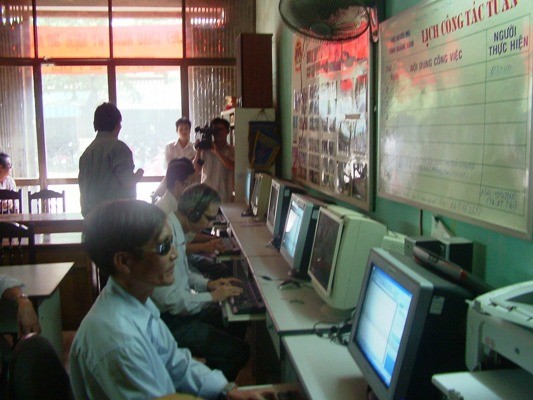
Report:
348,248,473,400
307,205,387,314
280,194,326,279
266,178,305,246
250,172,272,220
244,167,255,207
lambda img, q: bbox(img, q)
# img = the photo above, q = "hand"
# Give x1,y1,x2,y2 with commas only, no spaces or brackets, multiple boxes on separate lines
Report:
203,238,223,254
208,277,241,290
209,279,243,302
16,298,41,337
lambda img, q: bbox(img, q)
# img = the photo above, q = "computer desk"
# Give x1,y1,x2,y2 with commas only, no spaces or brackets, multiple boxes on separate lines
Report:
0,262,73,357
221,203,365,399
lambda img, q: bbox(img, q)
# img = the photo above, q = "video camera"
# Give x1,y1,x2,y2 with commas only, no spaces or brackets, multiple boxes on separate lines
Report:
194,124,215,150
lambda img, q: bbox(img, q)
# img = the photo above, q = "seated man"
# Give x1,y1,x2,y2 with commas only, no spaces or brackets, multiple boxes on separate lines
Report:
0,274,41,336
69,199,241,400
152,184,250,381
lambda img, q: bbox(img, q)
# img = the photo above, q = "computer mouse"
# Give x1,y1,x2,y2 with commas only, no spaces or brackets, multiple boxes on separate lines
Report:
277,279,301,290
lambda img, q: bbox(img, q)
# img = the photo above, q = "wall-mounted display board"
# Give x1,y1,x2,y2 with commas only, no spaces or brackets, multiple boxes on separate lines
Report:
291,31,373,210
378,0,532,239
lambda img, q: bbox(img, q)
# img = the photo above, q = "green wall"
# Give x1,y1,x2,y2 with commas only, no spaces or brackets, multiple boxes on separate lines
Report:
275,0,532,288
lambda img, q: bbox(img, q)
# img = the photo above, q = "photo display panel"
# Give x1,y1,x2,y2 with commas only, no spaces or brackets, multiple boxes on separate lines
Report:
378,0,533,239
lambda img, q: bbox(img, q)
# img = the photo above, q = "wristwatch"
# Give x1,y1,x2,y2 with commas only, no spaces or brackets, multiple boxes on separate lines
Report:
219,382,237,399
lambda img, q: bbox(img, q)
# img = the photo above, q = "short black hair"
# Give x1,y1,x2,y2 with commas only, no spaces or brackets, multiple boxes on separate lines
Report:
93,102,122,132
165,157,195,189
209,117,230,132
83,199,166,276
175,117,192,130
0,152,10,169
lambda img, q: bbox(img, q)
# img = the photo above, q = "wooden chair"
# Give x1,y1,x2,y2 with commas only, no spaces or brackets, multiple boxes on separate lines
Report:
0,189,22,214
0,222,35,265
28,189,65,214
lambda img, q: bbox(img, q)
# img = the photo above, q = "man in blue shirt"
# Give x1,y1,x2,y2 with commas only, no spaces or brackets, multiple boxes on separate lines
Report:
69,199,243,400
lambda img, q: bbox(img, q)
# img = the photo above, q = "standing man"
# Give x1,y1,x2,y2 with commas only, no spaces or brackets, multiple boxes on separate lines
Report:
194,117,234,202
78,102,144,217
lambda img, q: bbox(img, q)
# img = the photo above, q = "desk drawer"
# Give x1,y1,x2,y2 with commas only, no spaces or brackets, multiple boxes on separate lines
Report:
265,312,280,358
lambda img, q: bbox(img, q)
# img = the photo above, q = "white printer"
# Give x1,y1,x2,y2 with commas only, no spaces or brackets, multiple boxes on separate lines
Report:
432,280,533,400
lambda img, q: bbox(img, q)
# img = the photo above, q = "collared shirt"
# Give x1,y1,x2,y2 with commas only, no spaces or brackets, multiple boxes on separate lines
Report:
165,140,196,166
151,213,211,316
155,191,179,215
0,176,16,190
0,274,23,295
69,277,226,400
201,145,235,202
78,131,138,216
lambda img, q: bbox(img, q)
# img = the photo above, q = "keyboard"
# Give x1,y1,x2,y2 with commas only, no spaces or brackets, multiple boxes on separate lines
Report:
228,259,265,314
218,237,240,254
238,383,306,400
229,278,266,314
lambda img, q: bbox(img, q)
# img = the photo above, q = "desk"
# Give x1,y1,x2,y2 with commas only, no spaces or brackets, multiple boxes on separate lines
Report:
221,203,354,392
282,335,369,400
0,262,73,356
2,231,96,330
0,212,84,233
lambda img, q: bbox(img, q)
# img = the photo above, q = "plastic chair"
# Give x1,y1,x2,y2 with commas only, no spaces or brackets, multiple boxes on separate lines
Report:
0,189,22,214
7,333,72,400
28,189,65,214
0,222,36,265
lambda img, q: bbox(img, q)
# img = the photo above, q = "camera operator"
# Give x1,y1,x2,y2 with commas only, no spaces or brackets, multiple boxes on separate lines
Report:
193,117,234,202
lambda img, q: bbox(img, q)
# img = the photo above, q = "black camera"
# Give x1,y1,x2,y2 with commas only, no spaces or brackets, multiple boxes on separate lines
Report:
194,125,215,150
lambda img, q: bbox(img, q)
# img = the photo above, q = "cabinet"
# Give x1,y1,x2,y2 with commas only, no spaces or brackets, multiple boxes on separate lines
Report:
236,33,273,108
221,107,275,202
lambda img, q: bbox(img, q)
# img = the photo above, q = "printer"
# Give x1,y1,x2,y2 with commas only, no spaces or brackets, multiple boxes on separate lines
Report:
465,280,533,373
432,281,533,400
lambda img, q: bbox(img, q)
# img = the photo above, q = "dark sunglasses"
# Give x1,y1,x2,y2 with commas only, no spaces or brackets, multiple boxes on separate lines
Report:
154,235,174,256
203,213,217,222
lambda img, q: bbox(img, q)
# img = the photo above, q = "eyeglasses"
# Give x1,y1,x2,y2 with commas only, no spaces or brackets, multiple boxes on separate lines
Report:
203,213,217,222
153,235,174,256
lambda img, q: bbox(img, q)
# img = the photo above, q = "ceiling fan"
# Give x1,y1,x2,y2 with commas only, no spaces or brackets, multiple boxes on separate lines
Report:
279,0,380,42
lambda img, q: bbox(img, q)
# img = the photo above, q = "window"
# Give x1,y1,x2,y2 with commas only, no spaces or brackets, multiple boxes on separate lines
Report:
0,0,255,212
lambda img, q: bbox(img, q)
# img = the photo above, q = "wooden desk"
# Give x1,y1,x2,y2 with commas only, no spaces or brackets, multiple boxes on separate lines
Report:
282,335,369,400
2,232,96,330
0,212,84,234
0,262,73,357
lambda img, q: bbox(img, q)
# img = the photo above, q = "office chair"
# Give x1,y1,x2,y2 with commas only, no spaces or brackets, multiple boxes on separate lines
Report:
0,222,36,265
0,189,22,214
7,333,72,400
28,189,66,214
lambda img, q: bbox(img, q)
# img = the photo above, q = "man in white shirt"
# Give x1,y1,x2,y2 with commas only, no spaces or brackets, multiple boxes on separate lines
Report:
152,184,250,381
69,199,245,400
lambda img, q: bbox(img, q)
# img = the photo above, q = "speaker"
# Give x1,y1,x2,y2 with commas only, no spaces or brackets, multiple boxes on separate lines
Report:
236,33,273,108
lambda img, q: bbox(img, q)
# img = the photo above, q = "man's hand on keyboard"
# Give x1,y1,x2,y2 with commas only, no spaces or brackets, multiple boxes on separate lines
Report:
208,277,243,302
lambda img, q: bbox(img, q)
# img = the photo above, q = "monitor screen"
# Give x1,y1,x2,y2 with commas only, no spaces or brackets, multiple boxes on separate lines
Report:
348,248,474,400
250,173,272,220
244,167,255,206
307,205,387,313
266,181,279,231
279,194,325,279
307,209,342,293
355,264,412,387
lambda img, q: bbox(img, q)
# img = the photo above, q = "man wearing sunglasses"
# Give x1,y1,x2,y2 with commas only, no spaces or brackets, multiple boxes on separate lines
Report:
69,199,248,400
151,184,250,382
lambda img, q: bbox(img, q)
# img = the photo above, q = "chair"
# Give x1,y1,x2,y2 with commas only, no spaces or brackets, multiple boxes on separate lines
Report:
0,190,22,214
7,333,72,400
0,222,35,265
28,189,65,214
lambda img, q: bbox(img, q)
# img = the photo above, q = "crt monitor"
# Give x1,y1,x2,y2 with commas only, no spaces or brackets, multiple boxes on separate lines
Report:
250,172,272,220
307,204,387,314
279,194,327,279
266,178,305,246
348,248,474,400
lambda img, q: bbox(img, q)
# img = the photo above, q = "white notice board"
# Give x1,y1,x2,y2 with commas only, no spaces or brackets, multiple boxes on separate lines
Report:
378,0,533,239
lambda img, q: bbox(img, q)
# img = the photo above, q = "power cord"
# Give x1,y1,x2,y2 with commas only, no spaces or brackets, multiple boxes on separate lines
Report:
312,313,355,347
